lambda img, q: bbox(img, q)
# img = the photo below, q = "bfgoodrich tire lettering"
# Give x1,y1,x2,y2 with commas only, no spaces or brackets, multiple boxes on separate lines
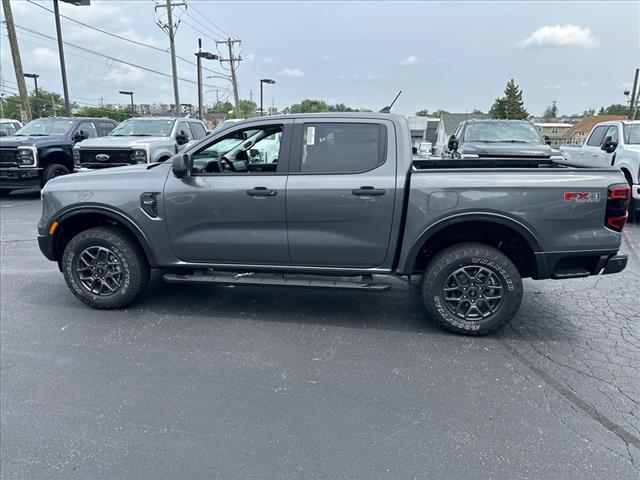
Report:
62,226,149,309
422,242,523,335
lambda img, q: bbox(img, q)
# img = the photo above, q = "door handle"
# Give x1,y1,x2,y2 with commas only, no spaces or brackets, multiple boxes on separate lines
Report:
246,187,277,197
352,186,385,196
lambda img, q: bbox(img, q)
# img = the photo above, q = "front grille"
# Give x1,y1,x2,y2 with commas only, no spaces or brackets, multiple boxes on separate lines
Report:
0,149,18,165
79,149,133,167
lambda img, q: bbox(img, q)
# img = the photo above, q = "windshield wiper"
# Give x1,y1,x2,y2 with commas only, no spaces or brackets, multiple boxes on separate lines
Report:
502,140,530,143
20,133,50,136
130,134,154,137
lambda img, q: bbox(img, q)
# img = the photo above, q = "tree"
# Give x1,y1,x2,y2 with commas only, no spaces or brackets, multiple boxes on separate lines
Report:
601,104,630,116
225,99,257,119
415,109,430,117
75,106,133,122
543,100,558,119
1,89,65,120
210,101,234,114
289,99,331,113
489,79,528,119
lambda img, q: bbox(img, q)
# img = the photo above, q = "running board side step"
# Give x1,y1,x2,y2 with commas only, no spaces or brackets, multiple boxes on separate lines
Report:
162,272,391,291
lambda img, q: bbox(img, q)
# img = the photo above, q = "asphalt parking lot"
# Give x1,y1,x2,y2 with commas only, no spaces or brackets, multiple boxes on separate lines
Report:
1,190,639,480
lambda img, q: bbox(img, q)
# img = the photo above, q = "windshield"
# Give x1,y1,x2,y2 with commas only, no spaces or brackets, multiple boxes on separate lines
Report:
462,122,542,143
624,124,640,144
15,119,75,136
110,119,174,137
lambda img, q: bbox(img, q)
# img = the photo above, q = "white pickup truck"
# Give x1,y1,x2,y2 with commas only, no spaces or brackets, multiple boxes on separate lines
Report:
561,120,639,221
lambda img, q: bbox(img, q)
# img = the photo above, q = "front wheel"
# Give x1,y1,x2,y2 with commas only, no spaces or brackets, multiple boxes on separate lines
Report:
41,163,70,187
62,227,150,309
422,242,523,335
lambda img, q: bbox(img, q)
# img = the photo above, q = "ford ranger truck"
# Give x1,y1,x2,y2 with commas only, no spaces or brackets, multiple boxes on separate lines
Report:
0,117,117,193
560,120,639,222
444,119,563,161
73,117,208,169
38,113,630,336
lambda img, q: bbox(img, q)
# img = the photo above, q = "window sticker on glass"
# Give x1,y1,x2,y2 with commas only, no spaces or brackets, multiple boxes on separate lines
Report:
306,126,315,145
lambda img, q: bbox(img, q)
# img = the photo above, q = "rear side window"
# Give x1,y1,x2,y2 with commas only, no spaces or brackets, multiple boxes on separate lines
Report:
98,121,116,136
189,122,207,139
586,125,607,146
300,123,385,174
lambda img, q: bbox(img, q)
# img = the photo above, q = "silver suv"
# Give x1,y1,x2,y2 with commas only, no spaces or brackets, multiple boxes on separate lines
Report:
73,117,208,169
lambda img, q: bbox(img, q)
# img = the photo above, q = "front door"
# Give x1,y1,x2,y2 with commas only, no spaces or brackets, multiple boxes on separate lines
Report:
286,119,397,268
164,120,292,265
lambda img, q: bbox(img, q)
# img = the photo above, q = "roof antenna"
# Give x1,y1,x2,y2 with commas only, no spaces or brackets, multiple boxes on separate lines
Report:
379,90,402,113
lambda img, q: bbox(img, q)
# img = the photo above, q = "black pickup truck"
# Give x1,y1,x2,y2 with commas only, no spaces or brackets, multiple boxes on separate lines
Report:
0,117,117,193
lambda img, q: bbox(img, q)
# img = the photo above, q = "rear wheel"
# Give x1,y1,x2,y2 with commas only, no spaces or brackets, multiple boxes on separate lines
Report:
41,163,70,187
62,226,149,309
422,242,523,335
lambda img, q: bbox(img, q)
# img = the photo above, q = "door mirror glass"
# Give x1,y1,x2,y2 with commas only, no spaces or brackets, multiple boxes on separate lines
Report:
543,135,551,145
602,137,618,153
73,131,86,142
447,135,458,151
172,153,189,178
176,131,188,145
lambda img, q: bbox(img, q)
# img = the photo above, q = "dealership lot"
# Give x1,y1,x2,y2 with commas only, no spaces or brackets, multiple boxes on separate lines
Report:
1,191,639,479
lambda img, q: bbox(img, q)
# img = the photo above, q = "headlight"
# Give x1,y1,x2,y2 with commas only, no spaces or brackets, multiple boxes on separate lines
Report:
16,147,37,167
73,148,80,166
130,148,148,163
460,153,480,159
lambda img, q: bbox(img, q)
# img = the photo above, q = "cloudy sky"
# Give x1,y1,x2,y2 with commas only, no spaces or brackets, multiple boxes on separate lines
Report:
1,0,638,116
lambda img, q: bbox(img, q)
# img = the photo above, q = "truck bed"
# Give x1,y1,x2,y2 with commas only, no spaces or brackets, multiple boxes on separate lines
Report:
412,157,563,169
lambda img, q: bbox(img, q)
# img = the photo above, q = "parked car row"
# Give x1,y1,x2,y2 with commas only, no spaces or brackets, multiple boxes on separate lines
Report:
0,116,208,194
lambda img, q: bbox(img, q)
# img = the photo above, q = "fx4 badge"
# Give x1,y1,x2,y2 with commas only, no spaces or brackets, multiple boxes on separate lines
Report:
564,192,601,203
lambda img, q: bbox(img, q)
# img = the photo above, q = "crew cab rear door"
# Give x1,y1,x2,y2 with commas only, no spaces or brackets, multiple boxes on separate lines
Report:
286,118,397,268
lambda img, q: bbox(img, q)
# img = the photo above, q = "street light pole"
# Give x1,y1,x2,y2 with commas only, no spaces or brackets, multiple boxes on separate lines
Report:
119,91,134,113
24,73,40,118
195,39,219,120
259,79,275,116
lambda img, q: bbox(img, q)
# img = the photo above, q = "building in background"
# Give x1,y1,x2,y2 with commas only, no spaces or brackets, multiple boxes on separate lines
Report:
407,116,439,154
533,122,573,148
434,112,489,155
562,115,626,146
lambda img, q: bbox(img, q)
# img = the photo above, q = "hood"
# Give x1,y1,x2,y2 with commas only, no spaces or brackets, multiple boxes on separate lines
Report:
459,142,554,157
76,135,173,148
45,162,167,190
0,135,67,148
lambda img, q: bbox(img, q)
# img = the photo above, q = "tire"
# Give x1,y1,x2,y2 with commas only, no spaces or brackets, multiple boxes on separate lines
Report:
41,163,70,187
62,226,149,309
422,242,523,336
0,189,12,196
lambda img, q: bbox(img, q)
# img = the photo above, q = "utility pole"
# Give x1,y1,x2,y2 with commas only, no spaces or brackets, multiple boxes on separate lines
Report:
629,68,639,121
53,0,70,116
217,38,242,117
195,39,218,120
2,0,31,122
24,73,39,118
156,0,185,116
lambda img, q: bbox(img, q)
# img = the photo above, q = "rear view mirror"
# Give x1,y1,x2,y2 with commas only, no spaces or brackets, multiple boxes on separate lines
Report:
172,153,189,178
447,135,459,152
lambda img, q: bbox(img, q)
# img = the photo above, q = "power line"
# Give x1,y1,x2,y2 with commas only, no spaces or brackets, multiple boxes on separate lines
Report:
177,6,223,42
7,24,230,92
187,3,234,39
22,0,227,78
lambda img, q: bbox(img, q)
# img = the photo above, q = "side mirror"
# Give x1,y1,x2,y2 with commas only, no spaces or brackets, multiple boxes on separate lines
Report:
0,131,7,137
544,135,551,145
601,136,618,153
447,135,459,152
176,131,188,145
172,153,189,178
73,131,86,142
412,146,418,155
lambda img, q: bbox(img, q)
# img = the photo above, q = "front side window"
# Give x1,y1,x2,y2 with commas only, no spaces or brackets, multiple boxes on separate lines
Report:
0,123,18,136
192,125,283,174
110,119,174,137
15,118,75,136
461,122,542,143
586,126,608,146
76,121,98,139
300,123,384,174
604,125,618,144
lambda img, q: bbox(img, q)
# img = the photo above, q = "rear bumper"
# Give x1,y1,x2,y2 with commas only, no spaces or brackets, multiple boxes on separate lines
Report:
0,167,42,189
534,251,628,280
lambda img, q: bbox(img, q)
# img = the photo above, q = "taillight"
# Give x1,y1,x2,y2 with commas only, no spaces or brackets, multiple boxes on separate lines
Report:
605,184,630,232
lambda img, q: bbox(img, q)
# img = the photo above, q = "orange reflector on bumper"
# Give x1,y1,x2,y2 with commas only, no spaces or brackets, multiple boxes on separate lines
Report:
49,221,59,235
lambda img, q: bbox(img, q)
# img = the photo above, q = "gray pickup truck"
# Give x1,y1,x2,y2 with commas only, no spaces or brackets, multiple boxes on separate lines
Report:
38,113,631,335
73,117,208,169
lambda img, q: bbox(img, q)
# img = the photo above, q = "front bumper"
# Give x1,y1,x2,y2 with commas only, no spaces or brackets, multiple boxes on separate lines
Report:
0,167,42,189
38,233,56,261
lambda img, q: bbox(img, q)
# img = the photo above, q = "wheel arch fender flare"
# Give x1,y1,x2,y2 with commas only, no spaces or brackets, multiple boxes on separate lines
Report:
52,204,157,266
400,212,544,274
